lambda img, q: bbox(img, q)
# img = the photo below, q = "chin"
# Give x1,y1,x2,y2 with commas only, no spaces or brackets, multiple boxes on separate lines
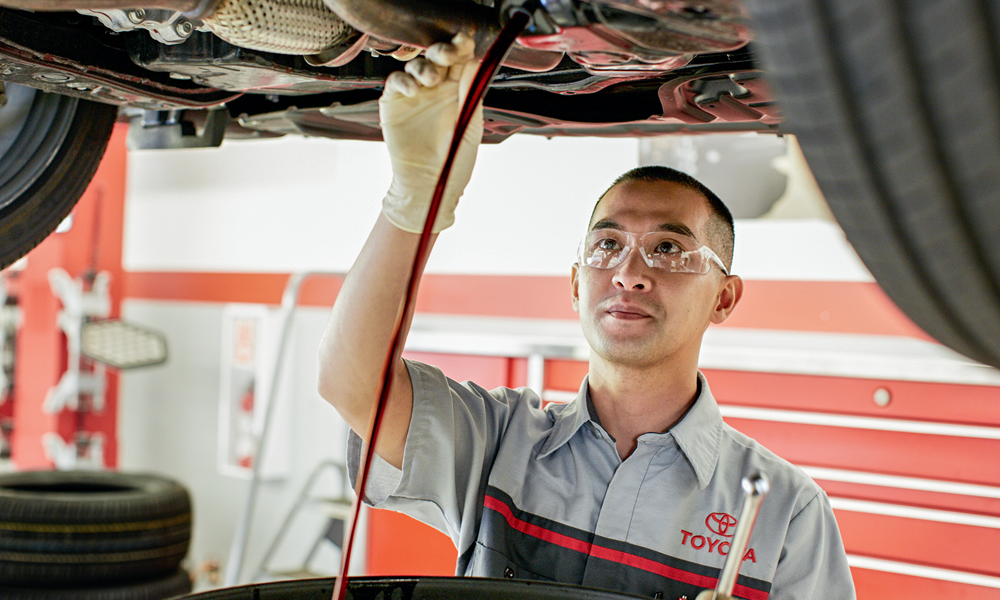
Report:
589,335,665,367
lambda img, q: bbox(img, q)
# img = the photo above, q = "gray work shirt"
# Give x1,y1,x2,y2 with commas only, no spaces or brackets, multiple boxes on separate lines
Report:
349,359,856,600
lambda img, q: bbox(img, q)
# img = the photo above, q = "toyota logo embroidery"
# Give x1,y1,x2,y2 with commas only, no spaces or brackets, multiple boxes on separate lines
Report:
705,512,738,537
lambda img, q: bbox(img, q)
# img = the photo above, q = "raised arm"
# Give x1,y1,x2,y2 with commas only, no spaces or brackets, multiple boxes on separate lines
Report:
317,34,483,469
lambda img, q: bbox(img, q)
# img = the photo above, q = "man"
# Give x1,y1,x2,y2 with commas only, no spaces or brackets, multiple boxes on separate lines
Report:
318,34,855,600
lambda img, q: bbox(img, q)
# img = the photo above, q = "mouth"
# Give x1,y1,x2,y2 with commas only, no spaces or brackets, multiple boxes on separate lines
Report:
605,303,653,320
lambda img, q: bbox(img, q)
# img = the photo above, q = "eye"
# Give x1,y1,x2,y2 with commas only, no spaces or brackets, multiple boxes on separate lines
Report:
596,237,623,251
653,239,681,254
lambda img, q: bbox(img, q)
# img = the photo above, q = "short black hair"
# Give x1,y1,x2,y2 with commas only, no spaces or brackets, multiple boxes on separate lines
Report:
591,166,735,271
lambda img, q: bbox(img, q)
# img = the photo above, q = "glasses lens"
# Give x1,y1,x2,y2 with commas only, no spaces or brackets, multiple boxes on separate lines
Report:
579,229,726,275
640,232,711,274
580,229,631,269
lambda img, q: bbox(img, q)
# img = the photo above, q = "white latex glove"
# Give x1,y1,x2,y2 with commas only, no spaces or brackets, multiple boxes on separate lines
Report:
379,33,484,233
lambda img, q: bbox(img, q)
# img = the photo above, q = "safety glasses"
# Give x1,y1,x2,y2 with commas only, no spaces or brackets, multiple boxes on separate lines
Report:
577,229,729,276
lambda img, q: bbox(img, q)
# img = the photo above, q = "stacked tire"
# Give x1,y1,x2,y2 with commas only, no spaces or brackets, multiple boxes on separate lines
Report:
0,470,193,599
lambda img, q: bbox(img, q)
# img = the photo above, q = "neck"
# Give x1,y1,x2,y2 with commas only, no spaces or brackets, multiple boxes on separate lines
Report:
587,357,700,460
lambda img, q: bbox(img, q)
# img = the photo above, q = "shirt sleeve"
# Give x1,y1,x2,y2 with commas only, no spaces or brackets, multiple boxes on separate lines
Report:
772,490,856,600
347,358,516,550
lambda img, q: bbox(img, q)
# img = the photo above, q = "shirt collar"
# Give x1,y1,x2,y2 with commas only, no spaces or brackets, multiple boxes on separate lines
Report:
536,372,723,490
537,376,594,459
669,372,724,490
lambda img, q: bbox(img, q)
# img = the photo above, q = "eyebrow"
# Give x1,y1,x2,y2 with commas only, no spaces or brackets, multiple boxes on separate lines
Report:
591,219,699,240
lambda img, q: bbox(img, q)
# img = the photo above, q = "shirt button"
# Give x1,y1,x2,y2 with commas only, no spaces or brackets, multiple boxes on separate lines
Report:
504,567,515,579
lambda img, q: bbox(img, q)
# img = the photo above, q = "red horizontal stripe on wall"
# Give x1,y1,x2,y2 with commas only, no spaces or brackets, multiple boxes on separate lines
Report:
123,272,576,317
123,271,343,306
705,370,1000,428
124,272,926,338
724,419,1000,488
816,480,1000,519
835,510,1000,576
727,280,931,339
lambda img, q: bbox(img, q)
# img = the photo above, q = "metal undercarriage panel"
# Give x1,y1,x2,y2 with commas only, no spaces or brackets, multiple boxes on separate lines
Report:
0,8,780,142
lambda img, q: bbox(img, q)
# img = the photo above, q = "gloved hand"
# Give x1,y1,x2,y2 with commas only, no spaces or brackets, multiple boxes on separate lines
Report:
379,33,484,233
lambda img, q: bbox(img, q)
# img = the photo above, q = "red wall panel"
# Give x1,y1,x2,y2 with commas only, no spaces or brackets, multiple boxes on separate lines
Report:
851,568,1000,600
546,360,589,392
705,369,1000,427
365,510,457,576
725,280,930,339
10,123,127,469
836,510,1000,576
817,479,1000,519
723,418,1000,488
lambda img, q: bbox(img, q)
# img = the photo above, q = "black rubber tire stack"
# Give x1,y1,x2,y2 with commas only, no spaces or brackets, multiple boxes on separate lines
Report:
743,0,1000,368
0,470,193,599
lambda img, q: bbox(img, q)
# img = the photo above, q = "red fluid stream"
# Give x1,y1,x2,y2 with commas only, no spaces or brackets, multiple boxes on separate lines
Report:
332,11,531,600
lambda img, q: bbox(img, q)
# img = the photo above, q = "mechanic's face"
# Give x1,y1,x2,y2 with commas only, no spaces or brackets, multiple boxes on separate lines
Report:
571,180,741,369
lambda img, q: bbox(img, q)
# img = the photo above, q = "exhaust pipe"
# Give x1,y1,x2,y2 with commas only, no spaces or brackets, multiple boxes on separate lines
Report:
323,0,562,72
0,0,357,55
204,0,358,55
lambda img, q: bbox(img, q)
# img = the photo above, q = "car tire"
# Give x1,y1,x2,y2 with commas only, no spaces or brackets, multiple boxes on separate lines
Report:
0,470,192,586
744,0,1000,368
0,84,118,269
0,568,193,600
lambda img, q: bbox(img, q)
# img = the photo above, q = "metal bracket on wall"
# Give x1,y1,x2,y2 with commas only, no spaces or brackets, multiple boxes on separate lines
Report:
44,268,110,414
0,273,21,407
42,430,105,470
0,274,20,462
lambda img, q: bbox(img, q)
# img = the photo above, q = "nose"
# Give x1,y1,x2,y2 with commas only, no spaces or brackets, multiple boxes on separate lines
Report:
612,247,653,291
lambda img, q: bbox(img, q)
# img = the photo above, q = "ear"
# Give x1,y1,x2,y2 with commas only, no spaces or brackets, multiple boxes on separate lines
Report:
571,263,581,313
710,274,743,324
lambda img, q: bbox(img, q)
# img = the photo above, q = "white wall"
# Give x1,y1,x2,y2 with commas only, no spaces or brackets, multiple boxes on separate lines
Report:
123,135,640,275
124,134,870,281
732,220,871,282
119,301,360,589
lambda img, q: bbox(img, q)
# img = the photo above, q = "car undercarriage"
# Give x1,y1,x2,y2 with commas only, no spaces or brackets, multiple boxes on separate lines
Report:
0,1,779,144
